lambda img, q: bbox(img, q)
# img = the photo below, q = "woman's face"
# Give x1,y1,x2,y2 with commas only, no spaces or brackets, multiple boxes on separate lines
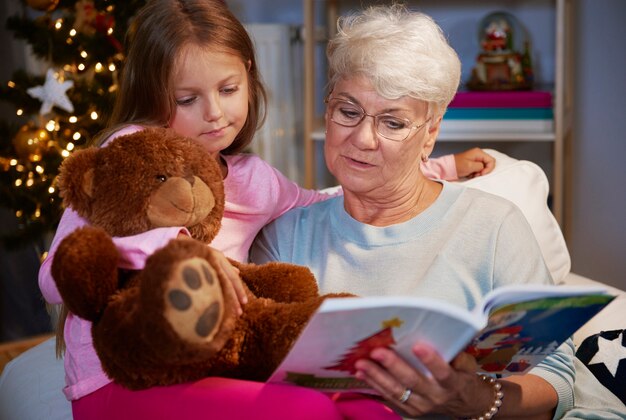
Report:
169,44,250,159
324,76,438,196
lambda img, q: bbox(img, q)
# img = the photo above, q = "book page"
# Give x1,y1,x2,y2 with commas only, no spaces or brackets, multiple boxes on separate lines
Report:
468,293,614,375
268,297,483,392
480,284,609,315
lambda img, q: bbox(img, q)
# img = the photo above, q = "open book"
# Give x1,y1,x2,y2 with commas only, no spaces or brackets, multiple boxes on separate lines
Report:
268,284,615,392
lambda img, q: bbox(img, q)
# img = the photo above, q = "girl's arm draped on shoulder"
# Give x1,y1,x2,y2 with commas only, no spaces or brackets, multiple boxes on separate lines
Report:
422,154,458,180
453,148,495,179
423,149,496,181
264,160,340,221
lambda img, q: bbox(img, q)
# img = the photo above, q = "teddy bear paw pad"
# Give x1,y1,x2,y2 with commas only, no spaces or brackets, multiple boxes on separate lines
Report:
164,257,224,344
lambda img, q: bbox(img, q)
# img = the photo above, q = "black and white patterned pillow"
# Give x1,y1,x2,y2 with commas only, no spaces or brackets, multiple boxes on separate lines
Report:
576,329,626,405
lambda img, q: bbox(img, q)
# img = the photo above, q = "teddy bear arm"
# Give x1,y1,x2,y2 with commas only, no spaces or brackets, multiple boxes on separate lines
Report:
235,261,321,303
51,226,120,322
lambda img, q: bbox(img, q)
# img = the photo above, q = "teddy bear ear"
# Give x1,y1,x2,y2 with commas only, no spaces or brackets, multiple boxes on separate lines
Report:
57,147,99,218
81,169,95,198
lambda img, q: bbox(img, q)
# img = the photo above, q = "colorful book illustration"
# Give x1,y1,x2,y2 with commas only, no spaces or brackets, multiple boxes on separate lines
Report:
449,91,553,108
268,284,615,393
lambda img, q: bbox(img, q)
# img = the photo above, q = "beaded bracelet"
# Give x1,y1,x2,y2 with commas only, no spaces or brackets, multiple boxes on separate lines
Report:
469,374,504,420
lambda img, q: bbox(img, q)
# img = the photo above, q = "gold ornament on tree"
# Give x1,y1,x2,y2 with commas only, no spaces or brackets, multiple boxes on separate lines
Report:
0,156,12,171
12,124,50,162
26,0,60,12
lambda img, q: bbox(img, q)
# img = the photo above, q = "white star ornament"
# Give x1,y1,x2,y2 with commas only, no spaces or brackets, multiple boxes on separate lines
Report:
27,68,75,115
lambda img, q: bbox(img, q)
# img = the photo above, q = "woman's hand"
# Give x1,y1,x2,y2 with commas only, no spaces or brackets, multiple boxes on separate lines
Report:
454,147,496,178
354,344,496,418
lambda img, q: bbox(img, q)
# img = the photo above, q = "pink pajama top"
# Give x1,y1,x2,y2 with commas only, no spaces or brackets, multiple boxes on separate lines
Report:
38,125,457,401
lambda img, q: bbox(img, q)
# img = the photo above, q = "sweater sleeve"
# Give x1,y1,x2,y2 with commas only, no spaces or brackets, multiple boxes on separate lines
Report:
266,162,340,222
493,207,575,417
38,212,187,303
422,154,458,181
38,208,88,304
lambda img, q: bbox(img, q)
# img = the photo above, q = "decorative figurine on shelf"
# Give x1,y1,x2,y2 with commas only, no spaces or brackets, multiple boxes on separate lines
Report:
467,11,534,91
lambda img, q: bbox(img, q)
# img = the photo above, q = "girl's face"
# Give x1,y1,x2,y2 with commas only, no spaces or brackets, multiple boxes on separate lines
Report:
169,44,250,159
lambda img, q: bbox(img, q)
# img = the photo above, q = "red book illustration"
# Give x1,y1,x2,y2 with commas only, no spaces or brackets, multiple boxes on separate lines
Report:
324,327,396,374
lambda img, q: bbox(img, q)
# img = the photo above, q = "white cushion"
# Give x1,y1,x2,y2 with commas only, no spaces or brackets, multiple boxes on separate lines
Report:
560,272,626,346
458,149,571,282
0,337,71,420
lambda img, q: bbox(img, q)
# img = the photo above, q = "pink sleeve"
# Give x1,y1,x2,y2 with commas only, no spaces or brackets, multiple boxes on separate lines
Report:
38,211,186,303
267,165,341,221
114,227,189,270
39,208,88,304
101,124,144,146
421,154,458,181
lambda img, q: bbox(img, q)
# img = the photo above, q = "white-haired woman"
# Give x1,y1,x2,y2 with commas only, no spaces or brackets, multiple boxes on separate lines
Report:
251,4,575,419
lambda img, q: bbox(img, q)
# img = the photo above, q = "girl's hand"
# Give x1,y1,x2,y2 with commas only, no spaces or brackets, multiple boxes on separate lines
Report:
354,344,495,418
178,234,248,315
454,147,496,178
205,246,247,315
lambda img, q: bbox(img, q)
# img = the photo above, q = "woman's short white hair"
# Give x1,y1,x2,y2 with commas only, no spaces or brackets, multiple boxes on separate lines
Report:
327,3,461,116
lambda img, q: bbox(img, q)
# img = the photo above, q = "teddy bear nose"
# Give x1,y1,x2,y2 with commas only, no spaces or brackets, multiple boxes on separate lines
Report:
147,176,215,228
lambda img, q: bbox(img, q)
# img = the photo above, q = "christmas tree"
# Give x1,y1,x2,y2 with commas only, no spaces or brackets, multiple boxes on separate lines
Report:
0,0,145,248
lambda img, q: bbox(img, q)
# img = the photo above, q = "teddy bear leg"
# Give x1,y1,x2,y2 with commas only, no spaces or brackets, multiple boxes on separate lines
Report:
162,256,225,343
92,255,232,390
237,262,321,303
138,238,239,349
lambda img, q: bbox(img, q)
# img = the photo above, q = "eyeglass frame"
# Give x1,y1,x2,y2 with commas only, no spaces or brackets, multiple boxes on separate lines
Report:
324,96,431,142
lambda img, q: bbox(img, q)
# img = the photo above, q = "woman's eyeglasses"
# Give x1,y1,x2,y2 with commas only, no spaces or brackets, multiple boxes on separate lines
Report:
325,97,430,142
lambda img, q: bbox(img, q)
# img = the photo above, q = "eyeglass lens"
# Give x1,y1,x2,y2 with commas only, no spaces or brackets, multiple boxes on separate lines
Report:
327,99,414,142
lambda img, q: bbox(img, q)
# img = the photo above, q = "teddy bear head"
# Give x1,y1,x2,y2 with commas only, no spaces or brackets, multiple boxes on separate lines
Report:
51,126,334,390
56,127,225,243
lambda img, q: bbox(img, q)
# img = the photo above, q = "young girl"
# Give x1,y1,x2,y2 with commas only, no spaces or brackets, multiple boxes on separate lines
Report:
39,0,492,418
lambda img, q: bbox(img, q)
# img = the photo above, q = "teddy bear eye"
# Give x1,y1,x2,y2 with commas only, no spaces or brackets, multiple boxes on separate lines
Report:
156,175,167,182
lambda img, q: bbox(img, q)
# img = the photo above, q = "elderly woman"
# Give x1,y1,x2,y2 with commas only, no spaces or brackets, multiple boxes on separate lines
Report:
250,4,575,419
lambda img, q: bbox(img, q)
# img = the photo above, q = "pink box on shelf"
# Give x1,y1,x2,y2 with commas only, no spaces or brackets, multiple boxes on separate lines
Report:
449,91,553,108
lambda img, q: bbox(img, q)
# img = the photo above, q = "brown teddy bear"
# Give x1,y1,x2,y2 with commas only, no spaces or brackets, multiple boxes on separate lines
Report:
51,127,349,390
